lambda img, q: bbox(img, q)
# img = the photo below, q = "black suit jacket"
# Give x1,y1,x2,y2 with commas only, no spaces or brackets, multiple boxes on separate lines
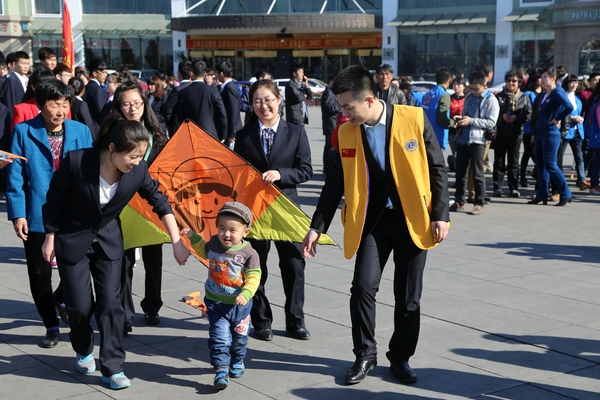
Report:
234,119,313,205
220,80,242,139
164,81,190,134
71,98,99,141
174,81,228,140
311,106,449,238
285,79,312,125
43,148,173,264
2,73,25,123
83,80,107,124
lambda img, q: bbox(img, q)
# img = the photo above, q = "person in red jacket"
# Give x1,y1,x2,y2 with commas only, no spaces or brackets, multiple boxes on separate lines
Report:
447,77,466,171
11,69,54,133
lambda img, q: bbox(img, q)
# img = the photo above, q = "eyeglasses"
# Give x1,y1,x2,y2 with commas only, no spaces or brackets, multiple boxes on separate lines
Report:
253,97,277,107
506,79,519,83
121,101,144,110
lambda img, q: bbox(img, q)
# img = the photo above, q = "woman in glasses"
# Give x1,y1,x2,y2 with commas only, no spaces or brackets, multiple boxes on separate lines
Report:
108,80,169,333
233,79,313,341
493,69,532,198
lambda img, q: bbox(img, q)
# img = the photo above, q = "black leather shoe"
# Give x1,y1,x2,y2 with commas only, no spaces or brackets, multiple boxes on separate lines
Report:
345,358,377,385
55,302,69,326
555,196,574,207
144,312,160,326
41,330,59,348
124,320,133,335
286,327,310,340
253,328,273,341
390,360,417,384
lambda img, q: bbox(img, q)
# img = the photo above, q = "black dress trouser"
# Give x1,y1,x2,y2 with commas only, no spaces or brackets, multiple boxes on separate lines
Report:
247,239,306,331
58,241,125,377
23,231,61,329
352,208,427,364
122,244,163,321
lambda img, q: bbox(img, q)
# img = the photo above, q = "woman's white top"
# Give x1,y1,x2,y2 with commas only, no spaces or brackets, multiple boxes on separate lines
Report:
99,175,119,208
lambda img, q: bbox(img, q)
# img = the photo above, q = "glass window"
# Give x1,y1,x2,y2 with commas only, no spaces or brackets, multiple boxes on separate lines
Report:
82,0,170,14
290,0,382,13
512,25,554,72
400,0,494,8
398,32,494,80
185,0,274,15
579,39,600,76
34,0,60,14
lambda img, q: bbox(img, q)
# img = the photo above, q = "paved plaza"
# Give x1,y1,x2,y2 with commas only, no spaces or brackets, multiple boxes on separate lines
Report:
1,107,599,399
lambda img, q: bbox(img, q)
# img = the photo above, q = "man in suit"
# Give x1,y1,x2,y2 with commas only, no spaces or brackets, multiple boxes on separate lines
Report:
83,58,107,125
163,60,192,135
285,65,312,126
321,73,340,174
174,60,228,140
302,65,449,385
375,64,406,105
2,51,30,124
215,61,242,146
38,47,57,71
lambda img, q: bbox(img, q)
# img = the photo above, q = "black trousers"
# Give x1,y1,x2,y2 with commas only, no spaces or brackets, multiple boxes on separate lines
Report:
23,231,61,329
352,208,427,363
455,143,486,206
58,241,125,377
493,132,523,191
247,239,306,331
520,134,535,182
122,244,163,321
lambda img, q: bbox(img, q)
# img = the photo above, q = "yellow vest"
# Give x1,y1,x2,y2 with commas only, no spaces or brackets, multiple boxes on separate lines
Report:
338,105,438,259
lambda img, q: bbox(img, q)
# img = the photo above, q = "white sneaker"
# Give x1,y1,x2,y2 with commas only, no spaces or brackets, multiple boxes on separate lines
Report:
101,372,131,390
76,353,96,374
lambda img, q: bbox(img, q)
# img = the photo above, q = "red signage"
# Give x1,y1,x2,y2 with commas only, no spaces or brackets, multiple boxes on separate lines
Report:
187,36,381,50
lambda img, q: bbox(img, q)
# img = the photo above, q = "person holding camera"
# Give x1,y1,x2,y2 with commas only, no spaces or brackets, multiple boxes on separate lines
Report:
285,65,312,126
449,70,500,215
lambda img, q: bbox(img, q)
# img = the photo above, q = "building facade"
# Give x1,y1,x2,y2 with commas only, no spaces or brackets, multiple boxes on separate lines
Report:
386,0,600,84
171,0,383,80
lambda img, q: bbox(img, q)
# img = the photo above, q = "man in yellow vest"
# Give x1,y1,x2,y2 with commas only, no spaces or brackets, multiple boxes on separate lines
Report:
302,65,449,385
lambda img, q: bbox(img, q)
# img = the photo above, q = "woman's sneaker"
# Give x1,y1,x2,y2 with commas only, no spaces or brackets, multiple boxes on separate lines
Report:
230,362,245,378
214,368,229,390
590,186,600,195
101,372,131,390
76,353,96,374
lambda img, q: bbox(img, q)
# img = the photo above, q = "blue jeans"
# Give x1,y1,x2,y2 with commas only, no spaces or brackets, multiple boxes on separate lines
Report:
559,134,585,185
206,298,252,369
534,132,572,200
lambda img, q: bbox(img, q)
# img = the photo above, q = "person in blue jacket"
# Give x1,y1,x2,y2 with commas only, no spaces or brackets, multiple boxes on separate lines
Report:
528,67,574,206
558,74,585,189
421,67,454,151
6,80,93,348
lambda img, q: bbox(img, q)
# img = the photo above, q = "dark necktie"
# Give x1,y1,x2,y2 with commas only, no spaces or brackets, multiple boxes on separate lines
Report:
262,127,274,158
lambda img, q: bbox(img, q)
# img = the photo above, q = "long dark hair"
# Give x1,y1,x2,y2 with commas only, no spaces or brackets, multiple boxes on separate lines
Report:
95,117,150,153
109,80,167,149
244,79,281,127
147,76,165,99
23,69,54,102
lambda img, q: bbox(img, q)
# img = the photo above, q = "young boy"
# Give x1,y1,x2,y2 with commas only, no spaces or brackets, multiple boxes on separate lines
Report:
181,202,261,391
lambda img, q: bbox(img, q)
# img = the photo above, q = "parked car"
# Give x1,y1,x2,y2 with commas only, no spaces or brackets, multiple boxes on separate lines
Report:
130,69,162,81
411,81,455,95
272,78,327,100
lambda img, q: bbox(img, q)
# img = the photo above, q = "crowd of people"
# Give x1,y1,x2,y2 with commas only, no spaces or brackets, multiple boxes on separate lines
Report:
378,62,600,214
1,45,598,393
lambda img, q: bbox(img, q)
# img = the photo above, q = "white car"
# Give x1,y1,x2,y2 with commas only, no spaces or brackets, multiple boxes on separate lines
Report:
272,78,327,100
411,81,455,95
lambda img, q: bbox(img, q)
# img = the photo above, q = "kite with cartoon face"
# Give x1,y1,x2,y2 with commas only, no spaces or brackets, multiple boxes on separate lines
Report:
159,156,238,238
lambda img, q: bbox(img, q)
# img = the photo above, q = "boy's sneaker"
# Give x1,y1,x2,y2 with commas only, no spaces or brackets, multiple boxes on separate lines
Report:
101,372,131,390
76,353,96,374
230,362,245,378
470,205,484,215
590,186,600,195
449,202,465,212
214,368,229,390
